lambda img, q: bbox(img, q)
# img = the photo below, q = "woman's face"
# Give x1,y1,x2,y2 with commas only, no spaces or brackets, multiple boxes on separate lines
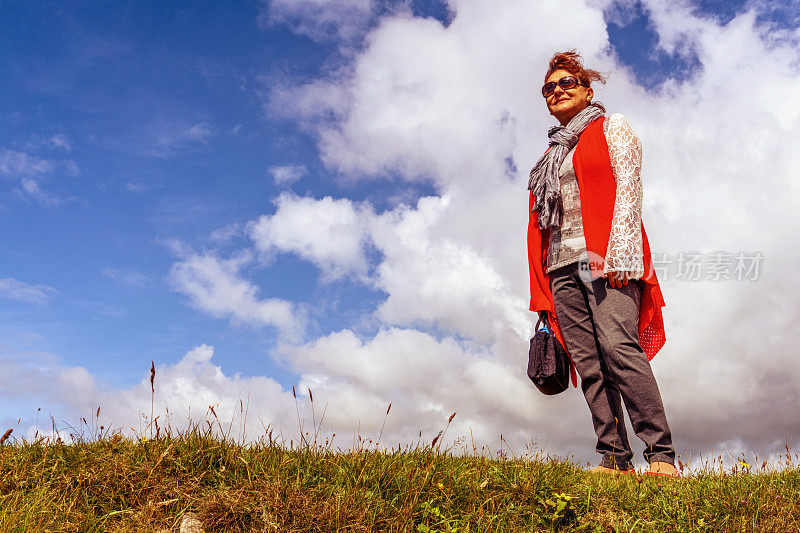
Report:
544,69,594,126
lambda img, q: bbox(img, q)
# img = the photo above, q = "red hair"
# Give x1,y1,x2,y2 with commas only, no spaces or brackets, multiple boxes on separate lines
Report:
545,50,606,87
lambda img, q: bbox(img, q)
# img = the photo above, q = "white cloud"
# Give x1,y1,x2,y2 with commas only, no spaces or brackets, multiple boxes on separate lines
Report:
17,178,62,207
368,194,531,345
123,181,150,193
102,268,152,288
169,252,305,339
1,337,559,457
63,159,80,177
0,277,58,304
269,164,307,186
249,192,373,281
146,122,216,157
279,327,555,448
0,345,299,445
1,148,79,205
48,134,71,151
209,222,243,243
259,0,377,42
0,150,56,177
269,2,609,187
246,189,531,344
253,0,800,460
184,123,214,143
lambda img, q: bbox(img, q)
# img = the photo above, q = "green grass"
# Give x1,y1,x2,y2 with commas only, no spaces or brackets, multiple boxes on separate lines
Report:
0,425,798,532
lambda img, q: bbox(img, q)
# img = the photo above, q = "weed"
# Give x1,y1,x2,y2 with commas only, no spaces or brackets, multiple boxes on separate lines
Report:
540,491,578,527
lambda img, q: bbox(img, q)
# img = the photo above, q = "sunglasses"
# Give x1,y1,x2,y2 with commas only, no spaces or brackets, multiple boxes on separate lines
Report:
541,75,588,97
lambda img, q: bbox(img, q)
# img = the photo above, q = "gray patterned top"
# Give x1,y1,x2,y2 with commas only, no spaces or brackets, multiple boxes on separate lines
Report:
545,145,585,273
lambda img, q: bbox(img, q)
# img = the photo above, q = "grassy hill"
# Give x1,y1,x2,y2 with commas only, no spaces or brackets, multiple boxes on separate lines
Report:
0,426,798,532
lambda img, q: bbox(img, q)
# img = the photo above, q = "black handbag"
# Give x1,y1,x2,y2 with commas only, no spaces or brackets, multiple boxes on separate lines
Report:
527,314,570,395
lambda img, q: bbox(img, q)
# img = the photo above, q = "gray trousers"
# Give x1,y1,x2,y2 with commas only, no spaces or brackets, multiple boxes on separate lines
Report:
549,261,675,469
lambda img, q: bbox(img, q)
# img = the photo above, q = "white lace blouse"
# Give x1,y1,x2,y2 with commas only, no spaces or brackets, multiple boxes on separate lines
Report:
602,113,644,279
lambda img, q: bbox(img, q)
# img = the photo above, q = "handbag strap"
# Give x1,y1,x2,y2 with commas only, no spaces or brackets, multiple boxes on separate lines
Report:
535,313,550,333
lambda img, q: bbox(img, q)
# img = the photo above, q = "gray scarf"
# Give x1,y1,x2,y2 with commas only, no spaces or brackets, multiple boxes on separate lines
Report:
528,101,606,230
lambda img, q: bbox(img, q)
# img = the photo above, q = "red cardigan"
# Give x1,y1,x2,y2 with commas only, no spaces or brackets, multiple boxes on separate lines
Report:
527,117,666,387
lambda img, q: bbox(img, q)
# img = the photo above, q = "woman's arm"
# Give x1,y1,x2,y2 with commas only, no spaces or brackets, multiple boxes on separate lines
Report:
603,113,645,281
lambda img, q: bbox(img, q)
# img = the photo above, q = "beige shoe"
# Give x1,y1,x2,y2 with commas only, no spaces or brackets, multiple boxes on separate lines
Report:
647,461,678,477
180,512,205,533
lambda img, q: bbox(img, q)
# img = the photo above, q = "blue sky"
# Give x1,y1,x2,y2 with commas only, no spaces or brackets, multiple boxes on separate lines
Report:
1,1,463,387
1,0,501,392
2,0,799,463
3,1,330,386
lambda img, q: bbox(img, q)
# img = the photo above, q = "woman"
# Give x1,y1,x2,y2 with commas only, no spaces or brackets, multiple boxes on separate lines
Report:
527,51,676,475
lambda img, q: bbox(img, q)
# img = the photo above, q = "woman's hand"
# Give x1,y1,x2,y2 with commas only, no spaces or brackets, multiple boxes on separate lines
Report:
605,270,630,289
